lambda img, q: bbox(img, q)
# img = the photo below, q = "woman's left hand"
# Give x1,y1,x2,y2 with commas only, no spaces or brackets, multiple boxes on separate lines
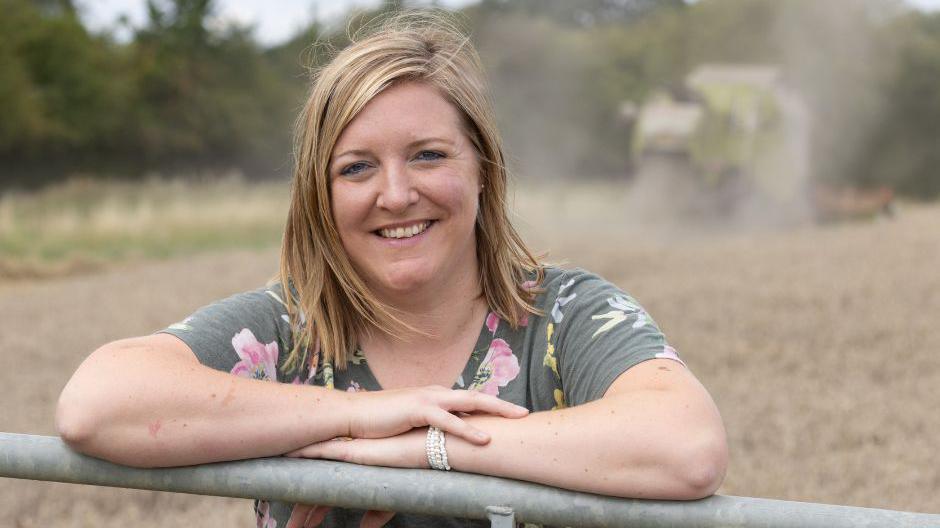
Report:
286,427,429,469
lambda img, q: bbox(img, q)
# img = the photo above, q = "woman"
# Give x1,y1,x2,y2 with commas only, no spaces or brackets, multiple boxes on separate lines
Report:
56,12,728,528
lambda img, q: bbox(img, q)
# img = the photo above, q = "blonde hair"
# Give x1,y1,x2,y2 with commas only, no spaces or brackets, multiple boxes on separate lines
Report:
278,11,543,372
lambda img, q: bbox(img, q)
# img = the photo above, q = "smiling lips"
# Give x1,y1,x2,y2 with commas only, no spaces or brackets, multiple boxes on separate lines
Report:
377,220,432,239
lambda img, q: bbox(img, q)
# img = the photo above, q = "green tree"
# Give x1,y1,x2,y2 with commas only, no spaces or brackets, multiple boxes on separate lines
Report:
858,11,940,198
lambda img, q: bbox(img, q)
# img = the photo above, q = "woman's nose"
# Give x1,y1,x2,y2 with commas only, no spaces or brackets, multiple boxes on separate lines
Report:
375,164,419,213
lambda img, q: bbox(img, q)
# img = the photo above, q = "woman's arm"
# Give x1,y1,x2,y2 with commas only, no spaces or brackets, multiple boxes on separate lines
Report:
290,358,727,500
56,334,528,468
448,359,727,499
56,333,350,467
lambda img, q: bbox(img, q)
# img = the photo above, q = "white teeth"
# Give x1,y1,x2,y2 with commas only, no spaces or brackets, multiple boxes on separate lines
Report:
379,221,429,239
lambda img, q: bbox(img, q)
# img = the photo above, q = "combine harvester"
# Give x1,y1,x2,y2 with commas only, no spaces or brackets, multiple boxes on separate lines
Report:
629,64,892,224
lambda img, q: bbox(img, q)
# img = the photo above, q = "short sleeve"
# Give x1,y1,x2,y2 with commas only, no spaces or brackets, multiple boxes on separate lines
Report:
156,285,295,383
545,269,684,407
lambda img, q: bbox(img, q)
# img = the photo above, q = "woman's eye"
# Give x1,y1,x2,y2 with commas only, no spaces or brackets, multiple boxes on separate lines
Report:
415,150,444,162
340,162,370,176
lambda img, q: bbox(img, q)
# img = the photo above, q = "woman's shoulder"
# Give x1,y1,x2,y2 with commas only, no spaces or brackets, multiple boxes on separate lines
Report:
524,265,664,342
533,266,628,312
537,265,616,287
158,282,299,380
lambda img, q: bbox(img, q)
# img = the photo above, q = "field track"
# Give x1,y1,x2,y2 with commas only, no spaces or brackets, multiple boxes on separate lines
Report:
2,203,938,526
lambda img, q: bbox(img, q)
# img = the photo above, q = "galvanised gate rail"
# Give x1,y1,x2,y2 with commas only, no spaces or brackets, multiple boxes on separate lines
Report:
1,433,938,527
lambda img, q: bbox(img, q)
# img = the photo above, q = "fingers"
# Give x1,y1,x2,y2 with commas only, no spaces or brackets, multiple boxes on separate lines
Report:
287,504,312,528
305,506,333,527
360,510,396,528
441,389,529,419
424,391,527,445
474,392,530,418
426,408,491,445
287,504,332,528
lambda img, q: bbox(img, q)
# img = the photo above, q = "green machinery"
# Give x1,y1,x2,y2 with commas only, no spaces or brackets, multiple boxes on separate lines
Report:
630,64,811,219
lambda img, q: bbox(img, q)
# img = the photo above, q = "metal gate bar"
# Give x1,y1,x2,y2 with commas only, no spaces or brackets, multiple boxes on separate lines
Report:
1,433,937,528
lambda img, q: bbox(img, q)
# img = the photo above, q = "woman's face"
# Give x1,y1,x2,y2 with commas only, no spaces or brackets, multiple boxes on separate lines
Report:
329,82,482,299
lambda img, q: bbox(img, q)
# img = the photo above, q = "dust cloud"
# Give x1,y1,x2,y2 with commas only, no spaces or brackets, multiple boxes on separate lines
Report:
488,1,899,234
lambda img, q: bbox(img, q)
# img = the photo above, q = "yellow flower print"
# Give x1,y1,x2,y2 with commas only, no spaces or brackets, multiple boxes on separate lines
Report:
553,388,567,410
544,322,559,378
322,361,334,389
544,318,567,410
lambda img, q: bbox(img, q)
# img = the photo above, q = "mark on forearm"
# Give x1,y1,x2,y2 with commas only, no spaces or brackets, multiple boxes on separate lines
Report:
221,383,237,406
658,366,671,371
148,420,162,437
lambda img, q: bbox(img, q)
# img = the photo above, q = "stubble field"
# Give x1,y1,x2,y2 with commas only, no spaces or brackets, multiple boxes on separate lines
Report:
1,184,938,526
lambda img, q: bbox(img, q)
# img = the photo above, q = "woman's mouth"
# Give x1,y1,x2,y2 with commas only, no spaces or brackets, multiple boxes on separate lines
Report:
375,220,434,239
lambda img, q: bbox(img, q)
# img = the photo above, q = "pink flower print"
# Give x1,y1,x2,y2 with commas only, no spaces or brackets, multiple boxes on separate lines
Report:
656,344,686,367
346,380,363,393
521,280,538,290
519,312,529,327
485,312,500,334
255,500,276,528
230,328,279,382
470,338,521,396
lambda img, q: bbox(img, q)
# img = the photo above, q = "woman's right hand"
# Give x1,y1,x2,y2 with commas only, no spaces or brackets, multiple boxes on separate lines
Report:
345,385,528,445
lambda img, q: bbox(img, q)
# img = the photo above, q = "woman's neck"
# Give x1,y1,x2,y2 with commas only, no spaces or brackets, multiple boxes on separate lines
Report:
363,268,487,355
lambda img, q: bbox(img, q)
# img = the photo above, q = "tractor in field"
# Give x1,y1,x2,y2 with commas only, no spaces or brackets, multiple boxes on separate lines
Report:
628,64,891,224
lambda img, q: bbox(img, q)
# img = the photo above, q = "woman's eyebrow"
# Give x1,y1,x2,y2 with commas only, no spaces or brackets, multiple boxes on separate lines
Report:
332,137,456,162
332,148,372,161
405,137,455,149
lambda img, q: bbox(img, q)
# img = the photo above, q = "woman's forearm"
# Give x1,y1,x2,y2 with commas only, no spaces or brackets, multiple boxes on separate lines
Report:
446,380,727,499
56,334,352,468
57,334,525,469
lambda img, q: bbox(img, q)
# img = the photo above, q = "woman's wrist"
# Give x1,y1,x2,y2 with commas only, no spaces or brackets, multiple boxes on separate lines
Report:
296,385,358,442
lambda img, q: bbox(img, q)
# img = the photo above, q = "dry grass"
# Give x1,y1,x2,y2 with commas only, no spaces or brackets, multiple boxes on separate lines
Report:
1,182,938,525
0,177,287,280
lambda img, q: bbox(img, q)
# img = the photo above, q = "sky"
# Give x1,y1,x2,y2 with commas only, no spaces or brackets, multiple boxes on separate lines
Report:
78,0,476,46
79,0,940,47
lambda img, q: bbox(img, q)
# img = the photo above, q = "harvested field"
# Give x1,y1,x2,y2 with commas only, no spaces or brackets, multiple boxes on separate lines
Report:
1,195,938,526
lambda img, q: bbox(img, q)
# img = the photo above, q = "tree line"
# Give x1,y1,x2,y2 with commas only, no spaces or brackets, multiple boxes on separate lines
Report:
1,0,938,198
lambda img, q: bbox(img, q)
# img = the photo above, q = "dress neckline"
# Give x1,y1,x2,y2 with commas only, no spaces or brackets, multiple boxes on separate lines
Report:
352,309,497,391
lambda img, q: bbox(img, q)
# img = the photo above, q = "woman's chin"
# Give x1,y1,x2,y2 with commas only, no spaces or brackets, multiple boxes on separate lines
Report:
374,267,438,295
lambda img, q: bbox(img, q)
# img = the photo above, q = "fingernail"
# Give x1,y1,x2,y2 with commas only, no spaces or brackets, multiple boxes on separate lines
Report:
475,430,488,441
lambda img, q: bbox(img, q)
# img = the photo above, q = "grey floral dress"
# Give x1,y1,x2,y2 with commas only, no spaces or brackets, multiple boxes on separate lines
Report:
160,267,685,528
